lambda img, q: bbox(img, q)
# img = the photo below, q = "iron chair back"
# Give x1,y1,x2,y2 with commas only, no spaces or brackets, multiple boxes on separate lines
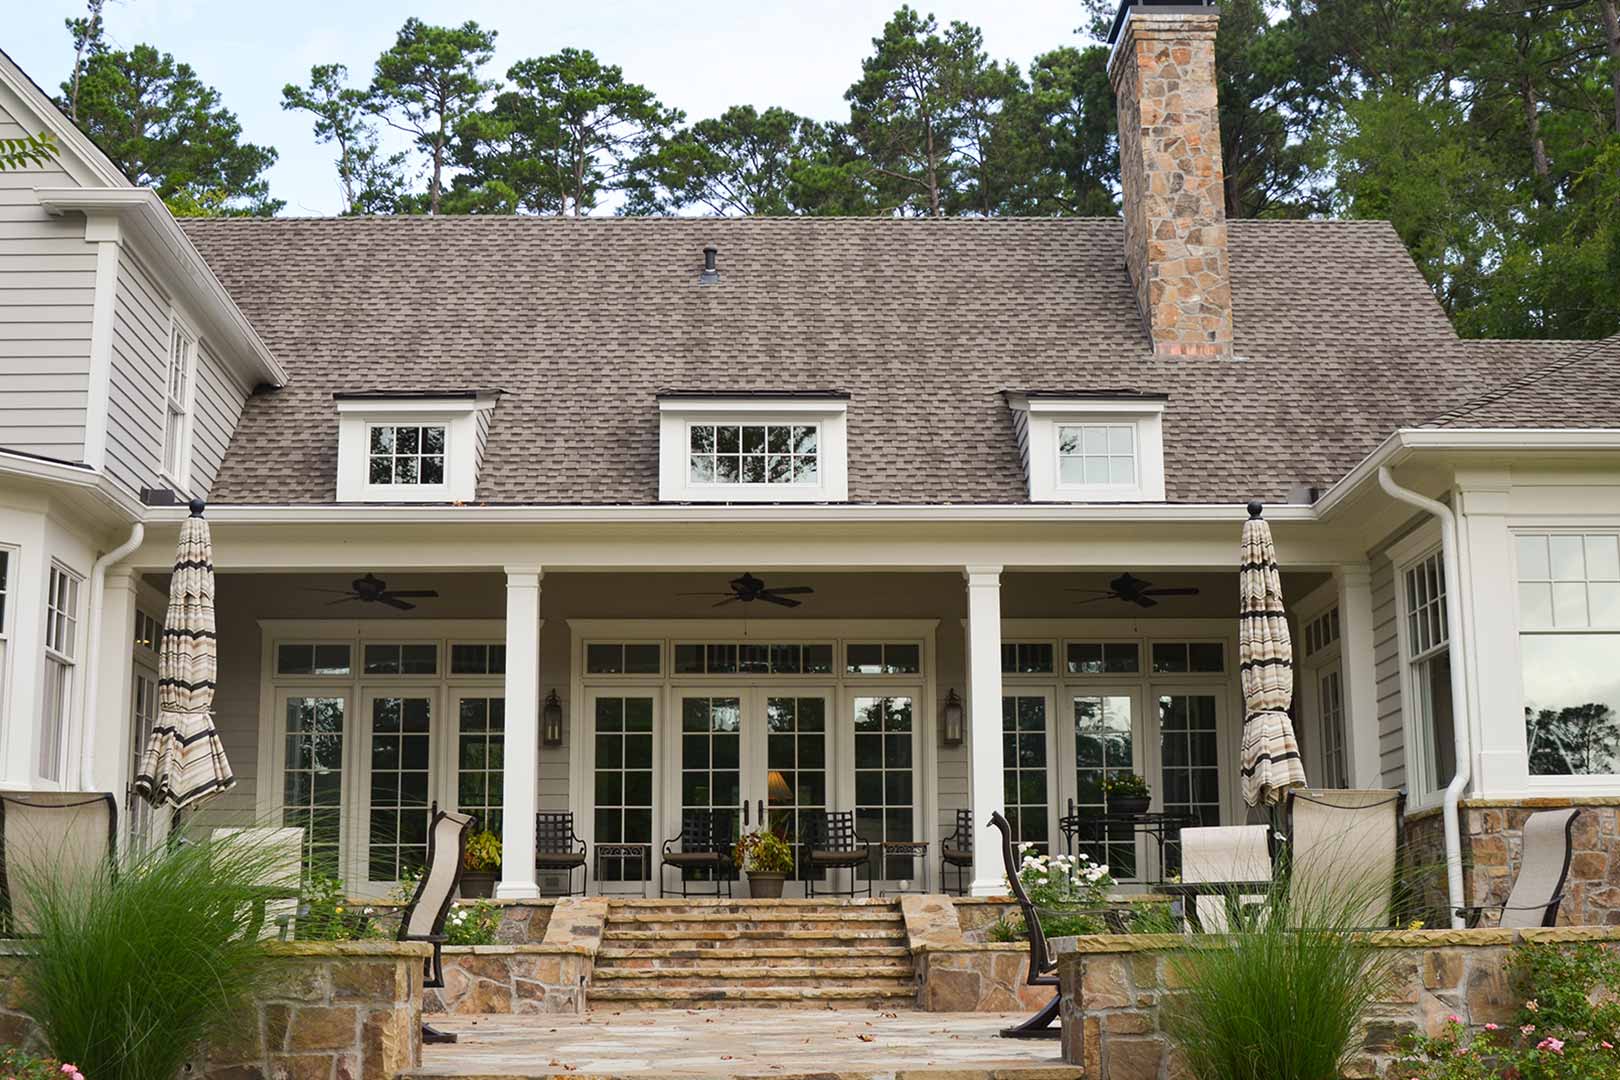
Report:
534,811,588,896
398,804,471,1044
660,808,736,897
804,810,874,899
1462,808,1580,928
988,810,1060,1039
941,808,974,895
0,791,117,936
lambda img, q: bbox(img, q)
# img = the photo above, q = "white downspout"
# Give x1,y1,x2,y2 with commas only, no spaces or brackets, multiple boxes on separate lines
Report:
79,522,144,791
1377,467,1471,929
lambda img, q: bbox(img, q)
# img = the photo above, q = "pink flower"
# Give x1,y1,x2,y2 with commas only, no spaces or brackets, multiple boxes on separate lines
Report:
1604,1041,1615,1050
1521,1024,1537,1036
1484,1023,1500,1031
1446,1014,1461,1024
1536,1037,1565,1054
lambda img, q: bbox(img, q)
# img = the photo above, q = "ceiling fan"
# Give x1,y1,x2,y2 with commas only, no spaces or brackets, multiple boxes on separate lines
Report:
306,573,439,611
1069,573,1200,609
680,572,814,608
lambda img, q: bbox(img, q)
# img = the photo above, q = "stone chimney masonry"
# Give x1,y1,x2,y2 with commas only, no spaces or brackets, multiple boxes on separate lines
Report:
1108,2,1232,358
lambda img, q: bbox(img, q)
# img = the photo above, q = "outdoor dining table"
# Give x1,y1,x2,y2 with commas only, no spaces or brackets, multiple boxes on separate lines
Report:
1057,808,1197,886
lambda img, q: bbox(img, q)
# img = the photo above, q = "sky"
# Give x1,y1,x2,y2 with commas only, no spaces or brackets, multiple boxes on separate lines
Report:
6,1,1094,216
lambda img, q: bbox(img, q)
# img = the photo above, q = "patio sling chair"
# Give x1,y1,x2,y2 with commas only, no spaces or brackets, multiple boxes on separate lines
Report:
211,826,304,940
1178,824,1273,932
398,804,473,1045
534,812,588,897
0,791,117,936
987,810,1061,1039
1284,788,1404,930
804,810,875,899
1457,808,1580,928
941,809,974,896
660,809,736,898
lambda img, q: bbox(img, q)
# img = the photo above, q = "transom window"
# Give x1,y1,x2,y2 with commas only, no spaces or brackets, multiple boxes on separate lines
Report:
687,423,819,485
1057,424,1136,487
846,642,921,675
672,642,834,676
450,643,506,675
163,322,195,480
1001,642,1055,674
1066,641,1141,675
1304,607,1341,657
277,643,353,676
586,643,662,675
1517,533,1620,777
1150,642,1225,673
367,425,446,486
134,609,162,654
363,643,438,675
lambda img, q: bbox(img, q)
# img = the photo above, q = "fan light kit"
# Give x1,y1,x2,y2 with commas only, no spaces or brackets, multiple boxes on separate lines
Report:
679,572,815,608
305,573,439,611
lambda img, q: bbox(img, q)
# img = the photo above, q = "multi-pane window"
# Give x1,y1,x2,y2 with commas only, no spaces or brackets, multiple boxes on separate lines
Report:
1066,642,1140,675
283,696,345,876
680,696,742,822
367,696,432,881
450,643,506,675
671,642,834,675
1517,533,1620,776
457,696,505,835
134,609,162,654
1159,694,1221,873
688,423,818,485
846,642,921,675
0,551,9,712
1318,667,1349,788
1057,424,1136,487
1403,550,1455,798
1002,696,1049,852
367,425,446,486
163,322,194,479
277,643,352,676
586,643,662,675
128,667,159,849
766,696,829,878
40,564,81,782
1072,694,1137,878
1150,642,1225,673
362,643,437,675
594,697,654,880
1001,642,1055,674
853,696,914,879
1304,607,1341,657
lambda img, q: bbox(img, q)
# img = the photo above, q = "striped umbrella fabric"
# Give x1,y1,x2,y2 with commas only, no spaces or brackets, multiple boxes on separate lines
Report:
134,502,234,809
1238,503,1307,806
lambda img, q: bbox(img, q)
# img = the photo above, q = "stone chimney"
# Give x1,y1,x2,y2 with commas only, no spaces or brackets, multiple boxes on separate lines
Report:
1107,2,1232,358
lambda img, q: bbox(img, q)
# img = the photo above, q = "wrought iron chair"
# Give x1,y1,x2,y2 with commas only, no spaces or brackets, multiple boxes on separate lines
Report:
660,809,736,898
1458,808,1580,928
804,810,875,899
941,809,974,896
988,810,1060,1039
534,811,588,897
0,791,117,936
398,804,472,1044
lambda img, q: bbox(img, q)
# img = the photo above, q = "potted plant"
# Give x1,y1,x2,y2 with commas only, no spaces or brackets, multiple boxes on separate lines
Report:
460,829,502,898
1101,773,1152,816
733,829,794,898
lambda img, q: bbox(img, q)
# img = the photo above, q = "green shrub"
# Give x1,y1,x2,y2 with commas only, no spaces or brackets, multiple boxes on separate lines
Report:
443,899,501,945
14,831,286,1080
733,830,794,874
463,830,501,873
293,870,378,941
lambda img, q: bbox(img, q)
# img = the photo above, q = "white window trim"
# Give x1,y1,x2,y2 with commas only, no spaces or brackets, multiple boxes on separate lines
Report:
0,546,12,752
162,312,198,488
41,561,84,786
335,395,496,503
1005,396,1166,503
1392,542,1452,811
658,398,849,503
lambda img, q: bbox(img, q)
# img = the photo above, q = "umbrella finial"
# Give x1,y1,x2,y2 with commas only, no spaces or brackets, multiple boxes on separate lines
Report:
188,498,207,518
1246,500,1263,519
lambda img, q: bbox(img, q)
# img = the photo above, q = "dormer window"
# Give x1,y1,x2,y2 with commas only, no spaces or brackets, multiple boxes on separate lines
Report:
658,392,848,503
334,391,499,503
1005,392,1167,502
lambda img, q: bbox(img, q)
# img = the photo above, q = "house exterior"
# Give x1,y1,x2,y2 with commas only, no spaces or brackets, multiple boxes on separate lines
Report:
2,5,1618,925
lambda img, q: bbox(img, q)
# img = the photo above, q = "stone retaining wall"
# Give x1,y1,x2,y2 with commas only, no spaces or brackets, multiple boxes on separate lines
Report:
430,897,605,1015
1057,926,1620,1080
0,940,428,1080
363,897,557,943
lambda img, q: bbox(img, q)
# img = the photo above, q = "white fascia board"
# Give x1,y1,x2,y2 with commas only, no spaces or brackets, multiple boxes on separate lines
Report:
0,53,128,189
1007,395,1167,416
32,187,287,388
0,449,145,524
657,398,848,415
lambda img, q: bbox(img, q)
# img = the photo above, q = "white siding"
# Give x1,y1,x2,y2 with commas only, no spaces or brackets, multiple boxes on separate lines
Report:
105,249,168,491
0,100,94,463
1373,555,1406,790
189,340,246,498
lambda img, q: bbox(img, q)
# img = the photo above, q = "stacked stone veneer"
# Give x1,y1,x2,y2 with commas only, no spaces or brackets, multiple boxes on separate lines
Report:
430,897,604,1015
1406,799,1620,926
1059,926,1620,1080
0,940,427,1080
1108,7,1233,357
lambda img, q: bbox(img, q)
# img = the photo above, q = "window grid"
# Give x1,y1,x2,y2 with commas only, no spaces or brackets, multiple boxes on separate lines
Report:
1057,423,1136,487
1404,551,1449,659
1150,641,1225,674
45,565,80,659
1516,533,1620,630
283,696,346,878
134,609,162,654
585,642,662,675
1072,694,1137,879
1158,694,1221,874
1318,667,1349,788
594,697,655,881
845,642,922,675
1304,606,1341,657
40,565,81,783
853,696,915,879
368,424,446,486
1065,641,1141,675
449,643,506,675
0,551,8,715
1002,696,1049,853
276,643,353,677
670,642,835,676
362,643,438,676
679,696,742,828
1001,642,1055,674
766,696,829,879
688,423,819,485
367,696,432,882
128,668,159,848
163,323,193,479
457,696,505,836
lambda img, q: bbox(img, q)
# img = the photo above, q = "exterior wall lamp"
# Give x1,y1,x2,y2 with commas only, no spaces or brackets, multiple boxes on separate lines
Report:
542,690,564,747
941,689,964,747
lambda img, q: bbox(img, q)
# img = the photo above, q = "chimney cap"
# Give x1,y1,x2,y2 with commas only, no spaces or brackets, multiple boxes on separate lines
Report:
1107,0,1217,45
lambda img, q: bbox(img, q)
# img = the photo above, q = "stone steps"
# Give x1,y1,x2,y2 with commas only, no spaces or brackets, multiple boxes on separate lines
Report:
601,927,907,943
586,984,918,1008
593,964,913,983
596,945,912,965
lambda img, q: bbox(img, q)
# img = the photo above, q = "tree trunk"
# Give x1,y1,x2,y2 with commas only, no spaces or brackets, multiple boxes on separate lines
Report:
1602,0,1620,134
923,121,941,217
1520,73,1551,186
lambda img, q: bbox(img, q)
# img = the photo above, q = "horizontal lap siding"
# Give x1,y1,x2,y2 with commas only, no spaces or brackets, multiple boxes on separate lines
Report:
1373,558,1406,790
0,107,93,462
189,340,246,499
106,249,168,492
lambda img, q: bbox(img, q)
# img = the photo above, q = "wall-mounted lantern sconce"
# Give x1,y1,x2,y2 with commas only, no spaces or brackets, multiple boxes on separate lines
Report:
942,689,964,747
543,690,564,747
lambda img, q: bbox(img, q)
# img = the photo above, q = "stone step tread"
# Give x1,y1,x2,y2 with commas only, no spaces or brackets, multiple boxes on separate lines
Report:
586,985,916,1002
604,929,906,942
596,946,913,960
608,911,905,924
604,897,901,907
403,1071,1079,1080
591,964,913,980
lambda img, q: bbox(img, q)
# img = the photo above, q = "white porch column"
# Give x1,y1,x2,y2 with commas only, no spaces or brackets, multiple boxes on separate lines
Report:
85,567,139,798
964,565,1005,895
497,565,542,899
1335,563,1383,788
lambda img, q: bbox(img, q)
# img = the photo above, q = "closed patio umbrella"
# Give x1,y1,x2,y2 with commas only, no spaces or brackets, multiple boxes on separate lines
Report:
1238,501,1307,806
134,499,234,809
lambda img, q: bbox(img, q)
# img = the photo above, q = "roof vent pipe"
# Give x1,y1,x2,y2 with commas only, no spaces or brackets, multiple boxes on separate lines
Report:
699,245,719,285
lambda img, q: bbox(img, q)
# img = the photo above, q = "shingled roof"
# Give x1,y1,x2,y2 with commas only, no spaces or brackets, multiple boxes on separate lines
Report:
176,216,1571,506
1431,332,1620,428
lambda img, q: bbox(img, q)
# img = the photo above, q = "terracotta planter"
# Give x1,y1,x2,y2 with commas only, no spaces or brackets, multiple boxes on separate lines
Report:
745,872,787,899
460,869,498,898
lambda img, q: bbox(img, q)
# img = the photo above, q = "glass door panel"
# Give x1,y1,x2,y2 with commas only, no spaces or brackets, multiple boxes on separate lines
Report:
1317,663,1349,788
593,694,657,882
127,665,159,854
279,690,348,879
1157,692,1222,875
363,692,433,886
764,694,831,880
852,695,916,882
1071,692,1140,879
454,694,505,835
677,693,744,841
1003,694,1052,854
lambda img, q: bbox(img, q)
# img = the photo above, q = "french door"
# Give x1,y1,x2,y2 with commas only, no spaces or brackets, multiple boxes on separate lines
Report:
358,689,435,891
1056,687,1145,881
586,690,659,883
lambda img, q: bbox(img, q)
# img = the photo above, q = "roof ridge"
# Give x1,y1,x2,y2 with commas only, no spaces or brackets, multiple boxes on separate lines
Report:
176,214,1399,227
1428,333,1620,427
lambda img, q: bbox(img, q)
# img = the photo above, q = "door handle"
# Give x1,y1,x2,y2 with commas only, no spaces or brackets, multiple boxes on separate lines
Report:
743,800,750,827
758,800,765,829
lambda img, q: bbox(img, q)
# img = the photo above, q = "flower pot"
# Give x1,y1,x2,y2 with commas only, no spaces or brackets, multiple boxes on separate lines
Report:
460,869,498,898
746,872,786,899
1109,796,1151,817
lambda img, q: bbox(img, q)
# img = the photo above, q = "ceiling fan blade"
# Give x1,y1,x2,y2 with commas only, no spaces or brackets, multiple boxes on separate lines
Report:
380,596,415,611
1072,595,1120,607
758,593,802,607
1135,595,1160,608
1065,588,1113,595
764,586,814,595
1142,587,1200,597
304,587,359,595
384,590,438,599
325,596,360,606
712,597,739,607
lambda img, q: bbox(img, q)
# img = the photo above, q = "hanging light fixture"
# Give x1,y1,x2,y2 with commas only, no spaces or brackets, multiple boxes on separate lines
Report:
542,690,564,747
941,689,964,747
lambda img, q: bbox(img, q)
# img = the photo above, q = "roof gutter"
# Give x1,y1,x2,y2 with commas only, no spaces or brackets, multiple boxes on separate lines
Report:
1377,466,1471,929
0,447,145,522
78,522,144,792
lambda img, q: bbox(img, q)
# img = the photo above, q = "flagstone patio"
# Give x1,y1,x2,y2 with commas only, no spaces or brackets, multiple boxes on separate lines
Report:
401,1009,1082,1079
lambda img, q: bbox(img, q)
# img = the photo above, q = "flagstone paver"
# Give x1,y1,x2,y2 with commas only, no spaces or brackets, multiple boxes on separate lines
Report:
403,1008,1079,1079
